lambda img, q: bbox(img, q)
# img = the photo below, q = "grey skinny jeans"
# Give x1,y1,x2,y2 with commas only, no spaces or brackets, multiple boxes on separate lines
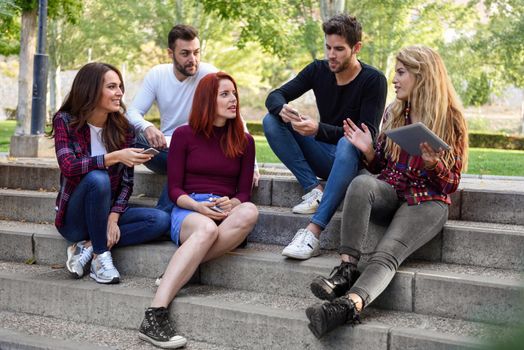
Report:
340,174,448,307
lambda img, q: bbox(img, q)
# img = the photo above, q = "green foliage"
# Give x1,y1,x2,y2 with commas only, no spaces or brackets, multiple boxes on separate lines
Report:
469,132,524,150
462,72,491,106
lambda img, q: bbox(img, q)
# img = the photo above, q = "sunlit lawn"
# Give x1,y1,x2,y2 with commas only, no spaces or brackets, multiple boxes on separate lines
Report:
1,123,522,177
254,135,524,177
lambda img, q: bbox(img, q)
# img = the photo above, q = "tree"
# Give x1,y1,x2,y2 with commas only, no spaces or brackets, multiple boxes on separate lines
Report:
3,0,82,135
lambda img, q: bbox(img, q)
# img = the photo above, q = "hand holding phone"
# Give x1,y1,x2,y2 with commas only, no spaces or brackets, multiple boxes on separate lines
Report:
140,147,160,156
210,205,224,213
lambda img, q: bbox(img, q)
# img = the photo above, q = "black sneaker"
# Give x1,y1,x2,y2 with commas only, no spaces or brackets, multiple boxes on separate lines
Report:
138,307,187,349
310,262,359,300
305,297,360,338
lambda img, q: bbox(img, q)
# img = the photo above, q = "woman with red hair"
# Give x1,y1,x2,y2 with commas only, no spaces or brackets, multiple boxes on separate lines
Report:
138,72,258,349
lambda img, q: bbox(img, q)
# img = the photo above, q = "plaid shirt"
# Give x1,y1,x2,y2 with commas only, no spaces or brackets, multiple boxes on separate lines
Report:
367,120,462,205
53,111,135,227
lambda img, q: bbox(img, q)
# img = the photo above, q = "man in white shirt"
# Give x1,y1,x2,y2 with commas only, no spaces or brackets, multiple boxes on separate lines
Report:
127,25,258,212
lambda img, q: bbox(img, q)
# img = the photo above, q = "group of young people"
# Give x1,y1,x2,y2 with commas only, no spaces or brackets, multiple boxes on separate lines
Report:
50,13,468,349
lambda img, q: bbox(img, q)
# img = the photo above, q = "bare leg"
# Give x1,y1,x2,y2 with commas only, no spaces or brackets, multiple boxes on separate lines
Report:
202,202,259,262
151,214,218,307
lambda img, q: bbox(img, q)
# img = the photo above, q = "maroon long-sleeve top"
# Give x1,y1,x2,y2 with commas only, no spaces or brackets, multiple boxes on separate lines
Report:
167,125,255,204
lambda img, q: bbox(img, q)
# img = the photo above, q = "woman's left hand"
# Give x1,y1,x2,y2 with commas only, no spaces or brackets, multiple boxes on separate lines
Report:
420,142,444,169
107,212,121,249
213,196,233,214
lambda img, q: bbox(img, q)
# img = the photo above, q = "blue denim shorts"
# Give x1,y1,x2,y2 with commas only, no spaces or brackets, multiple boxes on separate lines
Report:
170,193,220,245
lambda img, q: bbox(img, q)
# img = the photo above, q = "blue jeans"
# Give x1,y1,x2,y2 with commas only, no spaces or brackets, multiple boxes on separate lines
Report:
135,133,174,213
57,170,171,254
263,113,361,229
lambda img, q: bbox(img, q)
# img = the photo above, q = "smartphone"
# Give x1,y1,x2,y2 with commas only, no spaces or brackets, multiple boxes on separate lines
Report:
288,107,305,120
210,205,224,213
141,147,160,156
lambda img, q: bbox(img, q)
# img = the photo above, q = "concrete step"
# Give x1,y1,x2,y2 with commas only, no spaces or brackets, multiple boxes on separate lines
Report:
2,208,523,273
0,223,522,324
0,310,232,350
200,245,524,325
2,161,524,224
0,261,509,350
251,207,524,268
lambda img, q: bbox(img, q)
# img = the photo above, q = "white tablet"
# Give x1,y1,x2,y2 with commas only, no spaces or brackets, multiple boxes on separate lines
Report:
384,122,450,156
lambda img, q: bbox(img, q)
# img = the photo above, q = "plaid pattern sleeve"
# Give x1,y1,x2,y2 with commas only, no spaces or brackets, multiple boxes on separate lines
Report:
425,156,462,195
54,112,106,176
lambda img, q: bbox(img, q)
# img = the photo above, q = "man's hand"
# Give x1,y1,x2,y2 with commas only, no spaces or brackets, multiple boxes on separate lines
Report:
144,126,167,149
291,115,319,136
279,104,303,123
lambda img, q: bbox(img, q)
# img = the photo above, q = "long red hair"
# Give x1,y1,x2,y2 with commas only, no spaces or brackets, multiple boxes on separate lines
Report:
189,72,247,158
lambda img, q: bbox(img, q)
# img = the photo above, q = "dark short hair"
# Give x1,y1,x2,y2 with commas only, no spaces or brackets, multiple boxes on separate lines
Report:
168,24,199,50
322,14,362,47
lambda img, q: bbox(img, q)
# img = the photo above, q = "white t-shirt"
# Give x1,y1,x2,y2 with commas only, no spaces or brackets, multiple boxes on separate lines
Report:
126,62,218,136
88,123,107,156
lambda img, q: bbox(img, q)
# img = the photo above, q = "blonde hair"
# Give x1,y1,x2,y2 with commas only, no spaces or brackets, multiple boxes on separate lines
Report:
384,46,468,171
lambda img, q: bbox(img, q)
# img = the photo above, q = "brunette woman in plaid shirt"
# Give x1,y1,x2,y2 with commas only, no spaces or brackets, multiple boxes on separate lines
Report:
51,63,170,284
305,46,469,338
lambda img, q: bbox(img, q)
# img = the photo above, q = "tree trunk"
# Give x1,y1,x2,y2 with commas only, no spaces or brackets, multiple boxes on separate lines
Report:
319,0,345,21
15,8,37,136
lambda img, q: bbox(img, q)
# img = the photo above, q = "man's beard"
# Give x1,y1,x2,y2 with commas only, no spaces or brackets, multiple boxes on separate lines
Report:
174,58,198,77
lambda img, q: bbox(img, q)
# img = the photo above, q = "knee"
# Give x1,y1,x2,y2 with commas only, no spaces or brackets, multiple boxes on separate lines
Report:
262,113,282,137
347,175,376,199
368,250,399,272
236,202,259,228
335,137,360,162
193,222,219,244
151,210,171,233
84,170,110,191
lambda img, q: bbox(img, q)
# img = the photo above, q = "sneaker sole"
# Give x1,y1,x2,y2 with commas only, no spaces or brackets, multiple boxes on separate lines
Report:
310,278,337,301
282,249,320,260
89,272,120,284
291,207,318,214
305,305,326,339
138,332,187,349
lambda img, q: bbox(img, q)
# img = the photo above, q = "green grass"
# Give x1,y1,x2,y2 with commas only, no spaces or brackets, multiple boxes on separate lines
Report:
467,148,524,176
0,120,15,152
1,123,523,177
255,135,524,177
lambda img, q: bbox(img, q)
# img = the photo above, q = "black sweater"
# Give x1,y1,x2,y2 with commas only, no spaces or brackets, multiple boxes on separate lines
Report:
265,59,387,144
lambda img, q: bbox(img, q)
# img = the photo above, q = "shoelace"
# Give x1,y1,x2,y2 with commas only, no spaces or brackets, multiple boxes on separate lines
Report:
98,254,116,271
301,190,319,204
78,247,93,267
289,229,306,245
156,308,176,337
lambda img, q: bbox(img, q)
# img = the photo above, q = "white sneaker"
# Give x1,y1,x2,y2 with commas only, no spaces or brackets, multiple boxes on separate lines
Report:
292,188,323,214
66,241,93,278
282,228,321,260
90,251,120,284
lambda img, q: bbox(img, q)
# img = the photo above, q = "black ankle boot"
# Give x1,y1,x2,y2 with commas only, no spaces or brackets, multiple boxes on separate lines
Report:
138,307,187,348
305,297,360,339
310,261,359,300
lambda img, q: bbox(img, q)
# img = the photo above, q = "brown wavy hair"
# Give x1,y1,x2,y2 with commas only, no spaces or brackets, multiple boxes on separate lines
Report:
50,62,130,152
189,72,247,158
384,46,468,171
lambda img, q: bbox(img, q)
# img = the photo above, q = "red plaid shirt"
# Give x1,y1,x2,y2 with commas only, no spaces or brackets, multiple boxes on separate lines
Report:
53,111,135,227
367,120,462,205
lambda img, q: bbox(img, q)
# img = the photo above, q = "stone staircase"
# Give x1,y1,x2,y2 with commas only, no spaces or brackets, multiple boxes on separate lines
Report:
0,157,523,349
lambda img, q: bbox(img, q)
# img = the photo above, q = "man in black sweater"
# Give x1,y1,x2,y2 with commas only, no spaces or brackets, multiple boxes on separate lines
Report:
263,14,387,260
